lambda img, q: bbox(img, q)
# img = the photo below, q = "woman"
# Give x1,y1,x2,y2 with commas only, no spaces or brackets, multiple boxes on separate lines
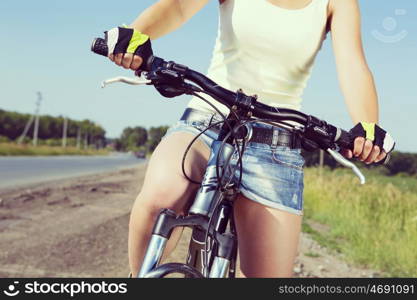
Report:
104,0,394,277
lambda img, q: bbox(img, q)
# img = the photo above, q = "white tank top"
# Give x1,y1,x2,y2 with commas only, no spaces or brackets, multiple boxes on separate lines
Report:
187,0,329,114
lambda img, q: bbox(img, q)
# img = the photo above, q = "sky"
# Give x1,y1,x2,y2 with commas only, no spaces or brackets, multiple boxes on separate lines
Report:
0,0,416,152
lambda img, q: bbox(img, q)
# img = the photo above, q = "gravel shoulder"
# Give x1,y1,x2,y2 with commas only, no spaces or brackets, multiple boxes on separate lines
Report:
0,164,379,278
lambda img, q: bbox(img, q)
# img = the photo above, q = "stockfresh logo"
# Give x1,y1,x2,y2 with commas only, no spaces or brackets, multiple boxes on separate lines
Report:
3,281,20,297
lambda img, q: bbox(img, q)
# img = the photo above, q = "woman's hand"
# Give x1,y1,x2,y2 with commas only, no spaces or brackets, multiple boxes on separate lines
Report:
341,122,395,164
109,52,143,71
104,27,153,71
341,137,387,164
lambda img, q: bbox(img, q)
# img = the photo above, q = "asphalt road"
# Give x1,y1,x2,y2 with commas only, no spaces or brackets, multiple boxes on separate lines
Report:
0,153,144,189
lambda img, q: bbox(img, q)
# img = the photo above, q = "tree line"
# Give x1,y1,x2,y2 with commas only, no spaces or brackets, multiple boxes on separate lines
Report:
113,126,169,154
0,109,106,148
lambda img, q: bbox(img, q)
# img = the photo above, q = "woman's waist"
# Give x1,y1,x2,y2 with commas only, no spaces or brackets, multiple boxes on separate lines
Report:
178,107,302,149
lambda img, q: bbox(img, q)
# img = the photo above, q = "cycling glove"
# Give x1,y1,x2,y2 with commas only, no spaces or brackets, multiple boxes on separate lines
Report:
349,122,395,153
105,26,153,68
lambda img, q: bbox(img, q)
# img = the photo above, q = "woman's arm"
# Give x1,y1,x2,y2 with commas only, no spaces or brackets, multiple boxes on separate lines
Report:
329,0,386,163
111,0,209,69
129,0,210,40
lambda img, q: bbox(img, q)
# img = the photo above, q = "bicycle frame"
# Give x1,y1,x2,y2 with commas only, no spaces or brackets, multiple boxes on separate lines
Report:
138,118,243,278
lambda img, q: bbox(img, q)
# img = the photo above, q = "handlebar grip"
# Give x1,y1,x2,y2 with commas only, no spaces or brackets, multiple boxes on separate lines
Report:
337,129,391,165
91,38,108,57
336,129,354,150
91,37,155,72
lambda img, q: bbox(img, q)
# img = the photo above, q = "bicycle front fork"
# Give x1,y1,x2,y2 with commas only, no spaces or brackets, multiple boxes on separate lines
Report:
137,210,175,278
137,208,237,278
187,227,235,278
137,209,207,277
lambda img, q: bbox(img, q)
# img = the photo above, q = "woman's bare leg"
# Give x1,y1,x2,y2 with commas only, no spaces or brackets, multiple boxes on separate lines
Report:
234,194,302,278
128,132,210,276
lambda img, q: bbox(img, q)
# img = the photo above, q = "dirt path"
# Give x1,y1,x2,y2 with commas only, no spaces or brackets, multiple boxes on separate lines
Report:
0,164,380,278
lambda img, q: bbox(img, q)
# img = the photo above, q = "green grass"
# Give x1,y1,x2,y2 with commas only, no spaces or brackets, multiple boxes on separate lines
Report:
0,143,109,156
304,251,321,258
303,167,417,277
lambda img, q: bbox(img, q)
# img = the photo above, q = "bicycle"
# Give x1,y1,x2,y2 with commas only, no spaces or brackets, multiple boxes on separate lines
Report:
91,37,382,278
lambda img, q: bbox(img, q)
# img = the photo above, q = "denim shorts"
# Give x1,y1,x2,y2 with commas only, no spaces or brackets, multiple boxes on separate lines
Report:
162,111,305,215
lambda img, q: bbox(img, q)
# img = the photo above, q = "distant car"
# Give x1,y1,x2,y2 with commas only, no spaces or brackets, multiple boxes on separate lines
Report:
134,151,146,159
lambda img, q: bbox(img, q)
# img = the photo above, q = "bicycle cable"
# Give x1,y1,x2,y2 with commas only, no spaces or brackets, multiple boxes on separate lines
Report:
180,90,245,184
180,91,234,184
181,120,227,184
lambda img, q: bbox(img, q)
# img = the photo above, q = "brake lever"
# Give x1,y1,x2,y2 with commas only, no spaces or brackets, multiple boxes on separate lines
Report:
327,148,366,185
101,72,151,88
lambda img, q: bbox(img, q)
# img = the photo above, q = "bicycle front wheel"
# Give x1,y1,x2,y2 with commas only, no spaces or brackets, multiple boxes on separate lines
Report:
143,263,204,278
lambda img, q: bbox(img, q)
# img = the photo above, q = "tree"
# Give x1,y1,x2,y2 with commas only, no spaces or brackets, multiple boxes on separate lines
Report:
127,127,148,149
146,126,168,152
385,152,417,176
119,126,148,150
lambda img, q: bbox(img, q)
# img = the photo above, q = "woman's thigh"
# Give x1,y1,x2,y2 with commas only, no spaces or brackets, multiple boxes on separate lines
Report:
138,130,211,213
234,194,302,278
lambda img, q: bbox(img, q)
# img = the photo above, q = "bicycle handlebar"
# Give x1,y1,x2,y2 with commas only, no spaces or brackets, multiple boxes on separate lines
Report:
91,37,356,150
91,39,309,121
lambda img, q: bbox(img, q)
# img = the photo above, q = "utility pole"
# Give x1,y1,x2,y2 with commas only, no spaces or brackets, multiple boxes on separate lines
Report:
17,92,41,145
17,114,34,145
32,92,42,147
319,149,324,180
84,132,88,150
76,127,81,149
62,117,68,148
319,149,324,168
